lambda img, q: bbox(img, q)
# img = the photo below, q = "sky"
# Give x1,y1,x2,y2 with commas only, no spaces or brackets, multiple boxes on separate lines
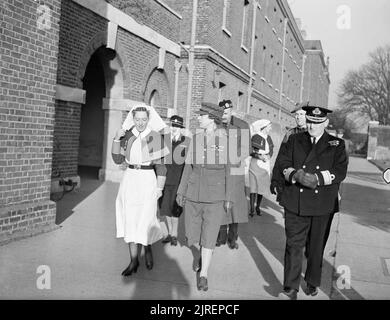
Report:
287,0,390,108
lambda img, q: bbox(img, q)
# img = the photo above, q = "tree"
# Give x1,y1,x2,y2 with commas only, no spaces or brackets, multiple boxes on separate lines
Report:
327,108,354,139
338,45,390,125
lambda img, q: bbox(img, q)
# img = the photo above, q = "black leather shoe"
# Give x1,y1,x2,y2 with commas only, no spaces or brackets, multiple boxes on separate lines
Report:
197,276,208,291
145,246,153,270
171,236,178,246
256,207,262,216
281,288,298,300
162,235,172,244
249,211,255,218
122,260,139,276
305,283,318,296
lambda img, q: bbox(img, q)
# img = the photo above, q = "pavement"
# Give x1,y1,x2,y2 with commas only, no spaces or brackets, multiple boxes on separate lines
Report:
0,157,389,300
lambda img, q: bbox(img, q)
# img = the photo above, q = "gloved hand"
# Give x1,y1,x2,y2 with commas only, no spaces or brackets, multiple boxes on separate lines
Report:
294,169,318,189
223,201,233,214
270,181,278,195
301,173,318,189
176,194,186,207
293,169,306,184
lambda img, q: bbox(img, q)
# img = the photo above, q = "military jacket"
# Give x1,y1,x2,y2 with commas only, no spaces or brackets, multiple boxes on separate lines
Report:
278,131,348,216
177,128,233,203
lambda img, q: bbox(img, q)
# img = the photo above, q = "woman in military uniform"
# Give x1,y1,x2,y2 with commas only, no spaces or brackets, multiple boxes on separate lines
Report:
176,103,233,291
159,115,190,246
112,105,169,277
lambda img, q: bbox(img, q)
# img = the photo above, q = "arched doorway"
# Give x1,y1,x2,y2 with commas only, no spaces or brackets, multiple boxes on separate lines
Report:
78,51,105,179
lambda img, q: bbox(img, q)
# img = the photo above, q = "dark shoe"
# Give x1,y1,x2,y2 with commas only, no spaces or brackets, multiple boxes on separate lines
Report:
249,193,256,217
305,283,318,296
228,239,239,250
197,276,208,291
145,246,153,270
171,236,178,246
162,235,172,243
121,260,139,276
281,288,298,300
255,207,262,216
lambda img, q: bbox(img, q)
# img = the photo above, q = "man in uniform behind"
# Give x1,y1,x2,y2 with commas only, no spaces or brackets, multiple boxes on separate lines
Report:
278,105,348,300
270,103,307,202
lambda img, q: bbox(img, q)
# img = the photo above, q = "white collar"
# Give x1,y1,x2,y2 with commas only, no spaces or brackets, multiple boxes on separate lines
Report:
131,126,151,138
311,132,324,143
172,133,181,142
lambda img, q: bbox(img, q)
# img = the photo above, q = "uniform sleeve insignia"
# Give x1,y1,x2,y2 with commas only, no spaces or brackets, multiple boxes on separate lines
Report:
329,140,340,146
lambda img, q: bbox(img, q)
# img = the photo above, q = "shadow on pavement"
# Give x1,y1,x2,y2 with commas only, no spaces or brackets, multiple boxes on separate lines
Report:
240,195,365,300
55,168,104,225
121,241,191,299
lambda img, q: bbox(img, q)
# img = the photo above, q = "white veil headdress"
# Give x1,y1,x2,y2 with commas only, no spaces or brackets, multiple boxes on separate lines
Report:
122,104,168,133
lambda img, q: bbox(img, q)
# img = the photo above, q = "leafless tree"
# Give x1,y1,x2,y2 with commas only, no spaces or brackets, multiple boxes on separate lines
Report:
338,45,390,125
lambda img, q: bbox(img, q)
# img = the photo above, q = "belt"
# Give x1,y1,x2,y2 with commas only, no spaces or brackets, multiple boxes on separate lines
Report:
128,164,154,170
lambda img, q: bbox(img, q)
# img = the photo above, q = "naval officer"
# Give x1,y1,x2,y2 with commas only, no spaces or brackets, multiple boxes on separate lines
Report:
278,104,348,299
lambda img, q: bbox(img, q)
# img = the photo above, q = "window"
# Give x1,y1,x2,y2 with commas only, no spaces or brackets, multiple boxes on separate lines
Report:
241,0,250,50
237,91,244,110
218,82,226,102
149,90,160,107
222,0,232,35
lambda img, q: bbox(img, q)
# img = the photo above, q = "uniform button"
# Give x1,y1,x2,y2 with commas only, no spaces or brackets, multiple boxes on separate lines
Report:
302,165,306,169
300,189,303,193
315,190,319,194
316,166,320,169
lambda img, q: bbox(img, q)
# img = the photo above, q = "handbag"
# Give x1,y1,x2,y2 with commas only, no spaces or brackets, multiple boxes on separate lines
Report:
172,200,183,218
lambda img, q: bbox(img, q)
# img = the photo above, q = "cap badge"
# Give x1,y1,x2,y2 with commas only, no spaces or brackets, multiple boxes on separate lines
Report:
313,108,321,115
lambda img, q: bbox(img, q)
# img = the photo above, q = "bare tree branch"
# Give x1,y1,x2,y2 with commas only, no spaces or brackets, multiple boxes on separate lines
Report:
338,44,390,125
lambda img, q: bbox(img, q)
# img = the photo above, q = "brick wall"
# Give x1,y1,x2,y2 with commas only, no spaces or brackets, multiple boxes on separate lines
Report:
52,0,179,179
106,0,179,43
0,0,61,243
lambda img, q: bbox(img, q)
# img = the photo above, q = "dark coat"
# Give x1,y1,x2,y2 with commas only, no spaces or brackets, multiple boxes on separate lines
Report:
163,134,191,186
221,117,250,224
278,131,348,216
271,126,307,191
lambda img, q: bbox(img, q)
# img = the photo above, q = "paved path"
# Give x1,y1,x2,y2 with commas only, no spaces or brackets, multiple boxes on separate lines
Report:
0,157,389,299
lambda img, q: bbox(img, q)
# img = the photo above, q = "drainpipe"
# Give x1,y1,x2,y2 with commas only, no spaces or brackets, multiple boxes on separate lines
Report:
278,18,288,129
246,0,258,114
299,54,307,103
185,0,198,129
173,60,182,112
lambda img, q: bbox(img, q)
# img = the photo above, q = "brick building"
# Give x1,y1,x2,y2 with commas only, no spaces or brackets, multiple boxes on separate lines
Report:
1,0,182,242
1,0,330,243
302,40,330,107
165,0,330,130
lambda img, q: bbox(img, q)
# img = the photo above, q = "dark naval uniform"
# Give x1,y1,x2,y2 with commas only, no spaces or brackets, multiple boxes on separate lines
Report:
271,126,307,202
217,115,250,247
177,128,234,250
159,134,191,217
278,130,348,292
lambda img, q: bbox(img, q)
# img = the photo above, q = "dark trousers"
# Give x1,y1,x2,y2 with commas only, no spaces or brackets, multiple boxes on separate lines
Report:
283,209,332,291
217,223,238,244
